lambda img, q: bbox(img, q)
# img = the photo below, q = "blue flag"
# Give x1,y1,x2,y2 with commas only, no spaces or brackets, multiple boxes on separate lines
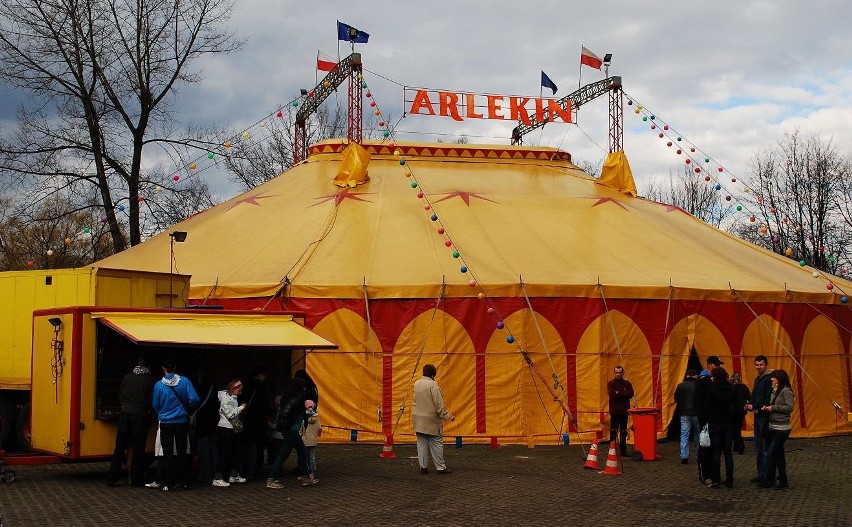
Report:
337,21,370,43
541,71,558,95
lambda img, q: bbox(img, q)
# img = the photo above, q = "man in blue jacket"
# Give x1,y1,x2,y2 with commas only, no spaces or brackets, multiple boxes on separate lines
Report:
150,358,198,492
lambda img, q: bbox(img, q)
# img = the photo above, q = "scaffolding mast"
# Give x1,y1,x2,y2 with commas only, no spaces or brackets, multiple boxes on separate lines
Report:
294,53,363,164
510,76,623,152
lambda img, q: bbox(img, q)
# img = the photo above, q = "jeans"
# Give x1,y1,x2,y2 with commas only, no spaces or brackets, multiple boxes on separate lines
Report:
679,415,699,460
306,446,317,473
268,429,308,480
709,422,734,485
216,427,240,480
763,428,790,485
754,415,769,480
158,422,190,487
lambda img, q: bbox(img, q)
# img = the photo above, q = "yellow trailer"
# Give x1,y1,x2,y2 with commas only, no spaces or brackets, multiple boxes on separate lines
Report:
1,267,336,458
30,307,335,459
0,267,187,450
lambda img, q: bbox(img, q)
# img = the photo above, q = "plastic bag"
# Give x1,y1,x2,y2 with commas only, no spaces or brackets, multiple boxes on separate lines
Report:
699,424,711,448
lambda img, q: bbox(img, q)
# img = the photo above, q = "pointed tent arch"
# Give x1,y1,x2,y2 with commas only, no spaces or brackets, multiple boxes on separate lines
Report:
798,316,846,436
391,309,476,440
311,308,383,441
575,310,653,438
659,314,730,433
482,307,567,442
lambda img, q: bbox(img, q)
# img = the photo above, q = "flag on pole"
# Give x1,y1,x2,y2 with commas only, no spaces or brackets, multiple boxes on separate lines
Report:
541,71,558,95
317,51,337,72
337,20,370,43
580,46,603,70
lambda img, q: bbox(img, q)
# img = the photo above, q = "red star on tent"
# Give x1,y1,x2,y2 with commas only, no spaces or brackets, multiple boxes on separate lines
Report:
228,193,276,209
647,199,690,215
432,190,498,206
313,188,373,207
591,197,628,211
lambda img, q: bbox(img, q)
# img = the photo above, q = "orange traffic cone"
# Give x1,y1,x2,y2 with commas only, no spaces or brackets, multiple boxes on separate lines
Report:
379,434,397,459
583,443,600,470
599,443,623,476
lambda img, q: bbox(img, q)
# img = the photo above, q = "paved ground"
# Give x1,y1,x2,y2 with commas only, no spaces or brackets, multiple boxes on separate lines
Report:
1,435,850,526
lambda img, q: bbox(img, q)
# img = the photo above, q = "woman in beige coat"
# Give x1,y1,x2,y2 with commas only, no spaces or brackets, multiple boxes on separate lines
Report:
412,364,455,474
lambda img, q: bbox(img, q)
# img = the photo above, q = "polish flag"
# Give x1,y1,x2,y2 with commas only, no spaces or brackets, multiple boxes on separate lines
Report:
580,46,603,70
317,51,337,72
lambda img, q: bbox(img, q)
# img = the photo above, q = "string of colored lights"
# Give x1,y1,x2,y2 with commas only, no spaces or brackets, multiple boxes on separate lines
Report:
623,92,848,292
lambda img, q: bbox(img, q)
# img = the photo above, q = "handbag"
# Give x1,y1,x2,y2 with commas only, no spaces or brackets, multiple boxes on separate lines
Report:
699,424,711,448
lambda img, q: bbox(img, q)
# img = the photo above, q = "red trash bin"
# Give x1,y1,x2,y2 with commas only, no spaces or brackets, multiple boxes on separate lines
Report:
628,407,660,461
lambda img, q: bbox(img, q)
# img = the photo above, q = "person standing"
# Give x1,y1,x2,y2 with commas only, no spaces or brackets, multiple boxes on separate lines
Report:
705,367,737,489
301,399,321,481
760,369,794,490
745,355,773,484
674,369,699,464
107,357,156,487
193,369,219,486
213,379,247,487
239,365,269,480
267,378,315,489
150,358,199,492
730,372,751,454
694,355,723,484
607,365,634,456
413,364,455,474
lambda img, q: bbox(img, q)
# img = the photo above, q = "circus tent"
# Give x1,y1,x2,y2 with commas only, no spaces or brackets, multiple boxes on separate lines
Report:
95,139,852,443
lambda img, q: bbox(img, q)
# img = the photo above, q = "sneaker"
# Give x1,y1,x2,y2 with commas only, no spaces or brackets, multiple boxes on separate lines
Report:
229,475,247,484
680,458,688,465
212,479,231,487
707,482,720,489
301,474,319,486
266,478,285,489
161,485,170,492
144,481,161,489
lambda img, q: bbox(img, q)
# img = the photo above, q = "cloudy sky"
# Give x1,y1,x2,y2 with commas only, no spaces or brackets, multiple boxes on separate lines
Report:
2,0,851,200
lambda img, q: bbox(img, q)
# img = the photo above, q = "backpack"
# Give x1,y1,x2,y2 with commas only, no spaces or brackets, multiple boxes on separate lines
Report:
275,396,301,433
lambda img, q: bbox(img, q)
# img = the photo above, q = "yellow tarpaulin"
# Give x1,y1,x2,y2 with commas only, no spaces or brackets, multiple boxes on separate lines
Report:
333,142,371,187
596,150,637,196
92,312,337,348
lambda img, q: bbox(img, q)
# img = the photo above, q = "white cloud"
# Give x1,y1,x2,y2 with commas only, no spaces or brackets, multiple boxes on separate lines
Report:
3,0,852,200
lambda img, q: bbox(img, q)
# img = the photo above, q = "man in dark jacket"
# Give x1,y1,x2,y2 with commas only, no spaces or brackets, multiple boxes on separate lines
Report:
745,355,773,483
607,365,634,456
674,369,699,464
694,355,724,484
107,357,156,487
239,365,270,480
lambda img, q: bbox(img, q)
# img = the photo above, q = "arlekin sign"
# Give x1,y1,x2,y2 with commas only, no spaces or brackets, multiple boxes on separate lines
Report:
404,87,572,125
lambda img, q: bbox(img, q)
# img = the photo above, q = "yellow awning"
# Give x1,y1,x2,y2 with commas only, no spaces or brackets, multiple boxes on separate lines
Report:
92,312,337,349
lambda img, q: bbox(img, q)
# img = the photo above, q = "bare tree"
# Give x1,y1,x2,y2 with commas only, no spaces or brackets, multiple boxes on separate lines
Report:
643,165,733,227
0,194,117,270
737,130,850,273
0,0,242,251
225,105,348,191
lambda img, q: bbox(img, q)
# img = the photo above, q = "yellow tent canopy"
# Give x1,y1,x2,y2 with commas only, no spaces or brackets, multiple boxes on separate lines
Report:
97,140,852,443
